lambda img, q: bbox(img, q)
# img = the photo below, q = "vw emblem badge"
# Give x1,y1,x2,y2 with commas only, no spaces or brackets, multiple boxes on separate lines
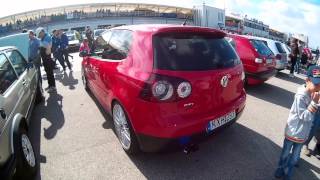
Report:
221,75,229,87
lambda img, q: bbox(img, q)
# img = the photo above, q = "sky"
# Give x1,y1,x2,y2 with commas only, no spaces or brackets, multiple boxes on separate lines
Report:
0,0,319,48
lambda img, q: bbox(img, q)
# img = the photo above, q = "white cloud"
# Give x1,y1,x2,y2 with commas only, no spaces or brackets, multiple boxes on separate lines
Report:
217,0,319,48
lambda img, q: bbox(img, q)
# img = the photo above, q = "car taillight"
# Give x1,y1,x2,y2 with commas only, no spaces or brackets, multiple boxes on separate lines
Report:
177,82,192,98
255,58,263,63
152,81,174,100
140,74,192,102
276,54,282,60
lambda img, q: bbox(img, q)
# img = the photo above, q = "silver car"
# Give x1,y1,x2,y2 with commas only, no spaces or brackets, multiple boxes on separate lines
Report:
0,46,43,179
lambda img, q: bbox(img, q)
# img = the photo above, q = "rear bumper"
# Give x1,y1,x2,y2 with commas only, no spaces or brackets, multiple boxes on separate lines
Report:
275,60,288,70
136,108,245,152
246,69,277,81
0,155,16,179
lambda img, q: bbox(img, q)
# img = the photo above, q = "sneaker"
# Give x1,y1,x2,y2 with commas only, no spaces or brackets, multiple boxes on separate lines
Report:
303,146,312,157
47,87,57,93
274,168,285,178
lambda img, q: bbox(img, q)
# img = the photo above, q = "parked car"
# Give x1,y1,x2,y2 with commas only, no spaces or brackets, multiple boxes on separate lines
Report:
227,34,277,85
93,29,106,40
281,43,291,69
81,25,246,154
0,46,43,179
66,31,81,52
250,37,288,71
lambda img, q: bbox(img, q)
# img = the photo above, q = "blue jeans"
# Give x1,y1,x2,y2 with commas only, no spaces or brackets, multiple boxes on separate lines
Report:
295,58,300,74
275,138,304,180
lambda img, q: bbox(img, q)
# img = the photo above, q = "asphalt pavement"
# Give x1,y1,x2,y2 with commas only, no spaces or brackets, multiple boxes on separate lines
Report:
27,53,320,180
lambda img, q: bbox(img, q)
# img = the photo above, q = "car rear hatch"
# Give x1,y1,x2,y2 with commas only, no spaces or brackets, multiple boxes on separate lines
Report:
151,29,244,119
275,42,288,63
249,39,275,70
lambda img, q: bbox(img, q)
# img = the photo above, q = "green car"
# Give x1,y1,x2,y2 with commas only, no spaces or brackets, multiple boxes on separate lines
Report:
0,46,43,179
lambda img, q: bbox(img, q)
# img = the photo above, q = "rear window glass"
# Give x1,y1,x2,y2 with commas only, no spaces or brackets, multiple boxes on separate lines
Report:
153,33,239,71
275,42,286,53
250,39,274,56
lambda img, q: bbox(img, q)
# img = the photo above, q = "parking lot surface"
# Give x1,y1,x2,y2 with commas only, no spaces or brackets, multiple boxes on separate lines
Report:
28,53,320,180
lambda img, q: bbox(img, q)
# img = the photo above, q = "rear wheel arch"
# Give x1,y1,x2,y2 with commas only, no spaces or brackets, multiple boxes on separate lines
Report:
111,99,136,132
10,114,27,154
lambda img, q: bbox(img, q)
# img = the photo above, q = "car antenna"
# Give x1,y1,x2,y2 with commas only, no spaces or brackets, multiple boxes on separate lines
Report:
182,16,189,26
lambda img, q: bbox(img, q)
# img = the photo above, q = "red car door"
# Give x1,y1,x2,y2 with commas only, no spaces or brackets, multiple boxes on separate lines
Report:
93,30,133,111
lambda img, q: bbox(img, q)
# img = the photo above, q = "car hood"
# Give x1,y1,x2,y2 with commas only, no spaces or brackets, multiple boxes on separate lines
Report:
69,40,80,45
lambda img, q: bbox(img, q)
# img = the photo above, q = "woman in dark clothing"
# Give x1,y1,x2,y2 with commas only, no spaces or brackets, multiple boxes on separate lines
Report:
289,38,300,77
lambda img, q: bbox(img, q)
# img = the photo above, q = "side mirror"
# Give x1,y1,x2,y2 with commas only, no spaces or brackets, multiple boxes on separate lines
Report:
79,50,90,57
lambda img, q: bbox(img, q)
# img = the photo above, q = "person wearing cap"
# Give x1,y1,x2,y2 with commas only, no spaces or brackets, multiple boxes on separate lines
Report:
36,27,56,93
274,66,320,180
28,30,41,84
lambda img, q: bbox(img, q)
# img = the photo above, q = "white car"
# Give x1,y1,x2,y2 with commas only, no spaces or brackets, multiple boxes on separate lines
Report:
281,43,291,69
248,36,288,70
66,31,81,52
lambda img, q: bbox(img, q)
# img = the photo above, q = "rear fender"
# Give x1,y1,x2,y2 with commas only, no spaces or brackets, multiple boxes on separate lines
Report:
10,114,27,154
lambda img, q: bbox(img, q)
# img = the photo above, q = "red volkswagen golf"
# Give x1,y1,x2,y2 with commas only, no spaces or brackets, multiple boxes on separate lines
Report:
81,25,246,154
227,34,277,85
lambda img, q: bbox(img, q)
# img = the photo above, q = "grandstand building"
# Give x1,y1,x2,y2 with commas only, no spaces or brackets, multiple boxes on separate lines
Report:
0,3,225,36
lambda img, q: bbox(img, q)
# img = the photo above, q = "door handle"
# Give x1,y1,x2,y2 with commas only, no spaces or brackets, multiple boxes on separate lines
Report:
22,79,28,86
0,108,6,119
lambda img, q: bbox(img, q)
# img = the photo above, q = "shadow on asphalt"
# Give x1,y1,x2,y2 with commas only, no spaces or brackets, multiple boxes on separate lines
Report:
276,72,305,85
128,123,320,180
86,90,113,129
55,71,79,90
246,83,295,109
84,84,319,179
27,92,65,180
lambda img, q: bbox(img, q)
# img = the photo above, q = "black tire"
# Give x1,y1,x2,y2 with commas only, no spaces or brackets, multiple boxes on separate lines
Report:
15,128,37,179
112,102,140,155
35,80,44,105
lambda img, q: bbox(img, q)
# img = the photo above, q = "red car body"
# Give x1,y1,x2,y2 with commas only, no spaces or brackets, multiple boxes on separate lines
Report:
228,34,277,85
82,25,246,152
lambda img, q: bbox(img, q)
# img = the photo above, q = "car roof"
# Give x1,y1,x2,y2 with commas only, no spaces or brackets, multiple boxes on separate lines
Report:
243,35,281,44
111,24,225,34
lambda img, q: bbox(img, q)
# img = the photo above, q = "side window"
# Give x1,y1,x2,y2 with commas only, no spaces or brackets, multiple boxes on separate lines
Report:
6,50,27,76
95,30,112,52
0,54,18,94
101,30,133,60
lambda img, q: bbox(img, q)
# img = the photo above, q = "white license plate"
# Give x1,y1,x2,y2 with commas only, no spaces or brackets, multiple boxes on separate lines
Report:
207,111,236,132
266,59,273,64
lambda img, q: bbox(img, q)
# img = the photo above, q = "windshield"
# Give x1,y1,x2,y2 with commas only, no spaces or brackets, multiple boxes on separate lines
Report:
153,33,240,71
68,35,75,41
95,30,106,37
250,39,274,57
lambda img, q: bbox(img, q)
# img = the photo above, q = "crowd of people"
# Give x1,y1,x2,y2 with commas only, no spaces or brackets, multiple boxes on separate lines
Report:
288,38,320,78
27,26,95,93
